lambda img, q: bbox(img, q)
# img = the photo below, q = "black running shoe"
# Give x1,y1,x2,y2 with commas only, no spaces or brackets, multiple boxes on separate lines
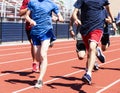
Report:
82,73,91,85
97,47,105,63
49,41,54,47
93,62,99,71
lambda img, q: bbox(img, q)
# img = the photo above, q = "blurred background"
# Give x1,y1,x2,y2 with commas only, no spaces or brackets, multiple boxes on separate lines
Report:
0,0,120,44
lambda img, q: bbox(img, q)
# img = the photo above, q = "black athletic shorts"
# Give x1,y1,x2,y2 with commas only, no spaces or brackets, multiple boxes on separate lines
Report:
76,40,86,52
26,30,31,41
101,34,110,46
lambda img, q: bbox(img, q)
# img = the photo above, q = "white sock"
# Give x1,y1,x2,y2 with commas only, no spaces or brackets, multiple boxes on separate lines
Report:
86,71,92,77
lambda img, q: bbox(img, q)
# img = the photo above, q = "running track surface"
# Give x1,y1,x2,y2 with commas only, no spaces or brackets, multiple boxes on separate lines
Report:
0,36,120,93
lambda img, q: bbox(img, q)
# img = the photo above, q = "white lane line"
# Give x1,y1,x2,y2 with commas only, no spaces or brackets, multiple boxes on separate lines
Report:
0,58,78,77
96,79,120,93
0,58,32,65
0,68,32,76
99,58,120,66
0,51,75,65
0,42,74,51
0,46,75,57
0,39,119,54
0,47,29,51
0,49,120,76
48,51,74,56
12,58,120,93
12,70,84,93
0,43,74,51
1,47,120,65
0,51,30,57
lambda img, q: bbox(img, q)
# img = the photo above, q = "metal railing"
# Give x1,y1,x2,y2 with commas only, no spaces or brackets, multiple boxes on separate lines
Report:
0,2,20,18
0,1,72,23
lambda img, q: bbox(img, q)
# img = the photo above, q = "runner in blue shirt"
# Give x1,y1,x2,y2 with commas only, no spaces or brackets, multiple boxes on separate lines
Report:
25,0,64,88
72,0,117,84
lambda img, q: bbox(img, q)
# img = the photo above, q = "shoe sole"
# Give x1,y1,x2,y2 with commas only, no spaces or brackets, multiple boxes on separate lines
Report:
34,86,43,89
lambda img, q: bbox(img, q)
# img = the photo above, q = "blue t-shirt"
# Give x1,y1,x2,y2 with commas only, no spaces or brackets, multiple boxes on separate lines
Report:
74,0,110,35
28,0,59,37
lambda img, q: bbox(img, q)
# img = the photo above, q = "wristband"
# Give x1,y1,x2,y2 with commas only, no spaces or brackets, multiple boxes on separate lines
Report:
112,21,116,23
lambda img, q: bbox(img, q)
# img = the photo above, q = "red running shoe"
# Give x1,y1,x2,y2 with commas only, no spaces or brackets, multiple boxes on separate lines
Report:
32,62,39,72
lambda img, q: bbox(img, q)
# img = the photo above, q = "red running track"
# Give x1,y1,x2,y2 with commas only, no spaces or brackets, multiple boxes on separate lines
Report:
0,36,120,93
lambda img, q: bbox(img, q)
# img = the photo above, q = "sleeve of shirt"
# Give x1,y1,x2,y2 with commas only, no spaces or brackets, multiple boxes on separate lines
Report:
52,3,59,15
20,0,28,10
27,1,33,11
104,9,109,18
74,0,83,9
116,11,120,24
104,0,110,6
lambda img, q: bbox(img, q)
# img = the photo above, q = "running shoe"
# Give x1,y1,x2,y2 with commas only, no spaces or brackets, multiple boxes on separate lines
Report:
34,80,43,89
49,41,54,47
82,73,91,85
93,62,99,71
49,37,56,47
32,62,39,72
97,47,105,63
